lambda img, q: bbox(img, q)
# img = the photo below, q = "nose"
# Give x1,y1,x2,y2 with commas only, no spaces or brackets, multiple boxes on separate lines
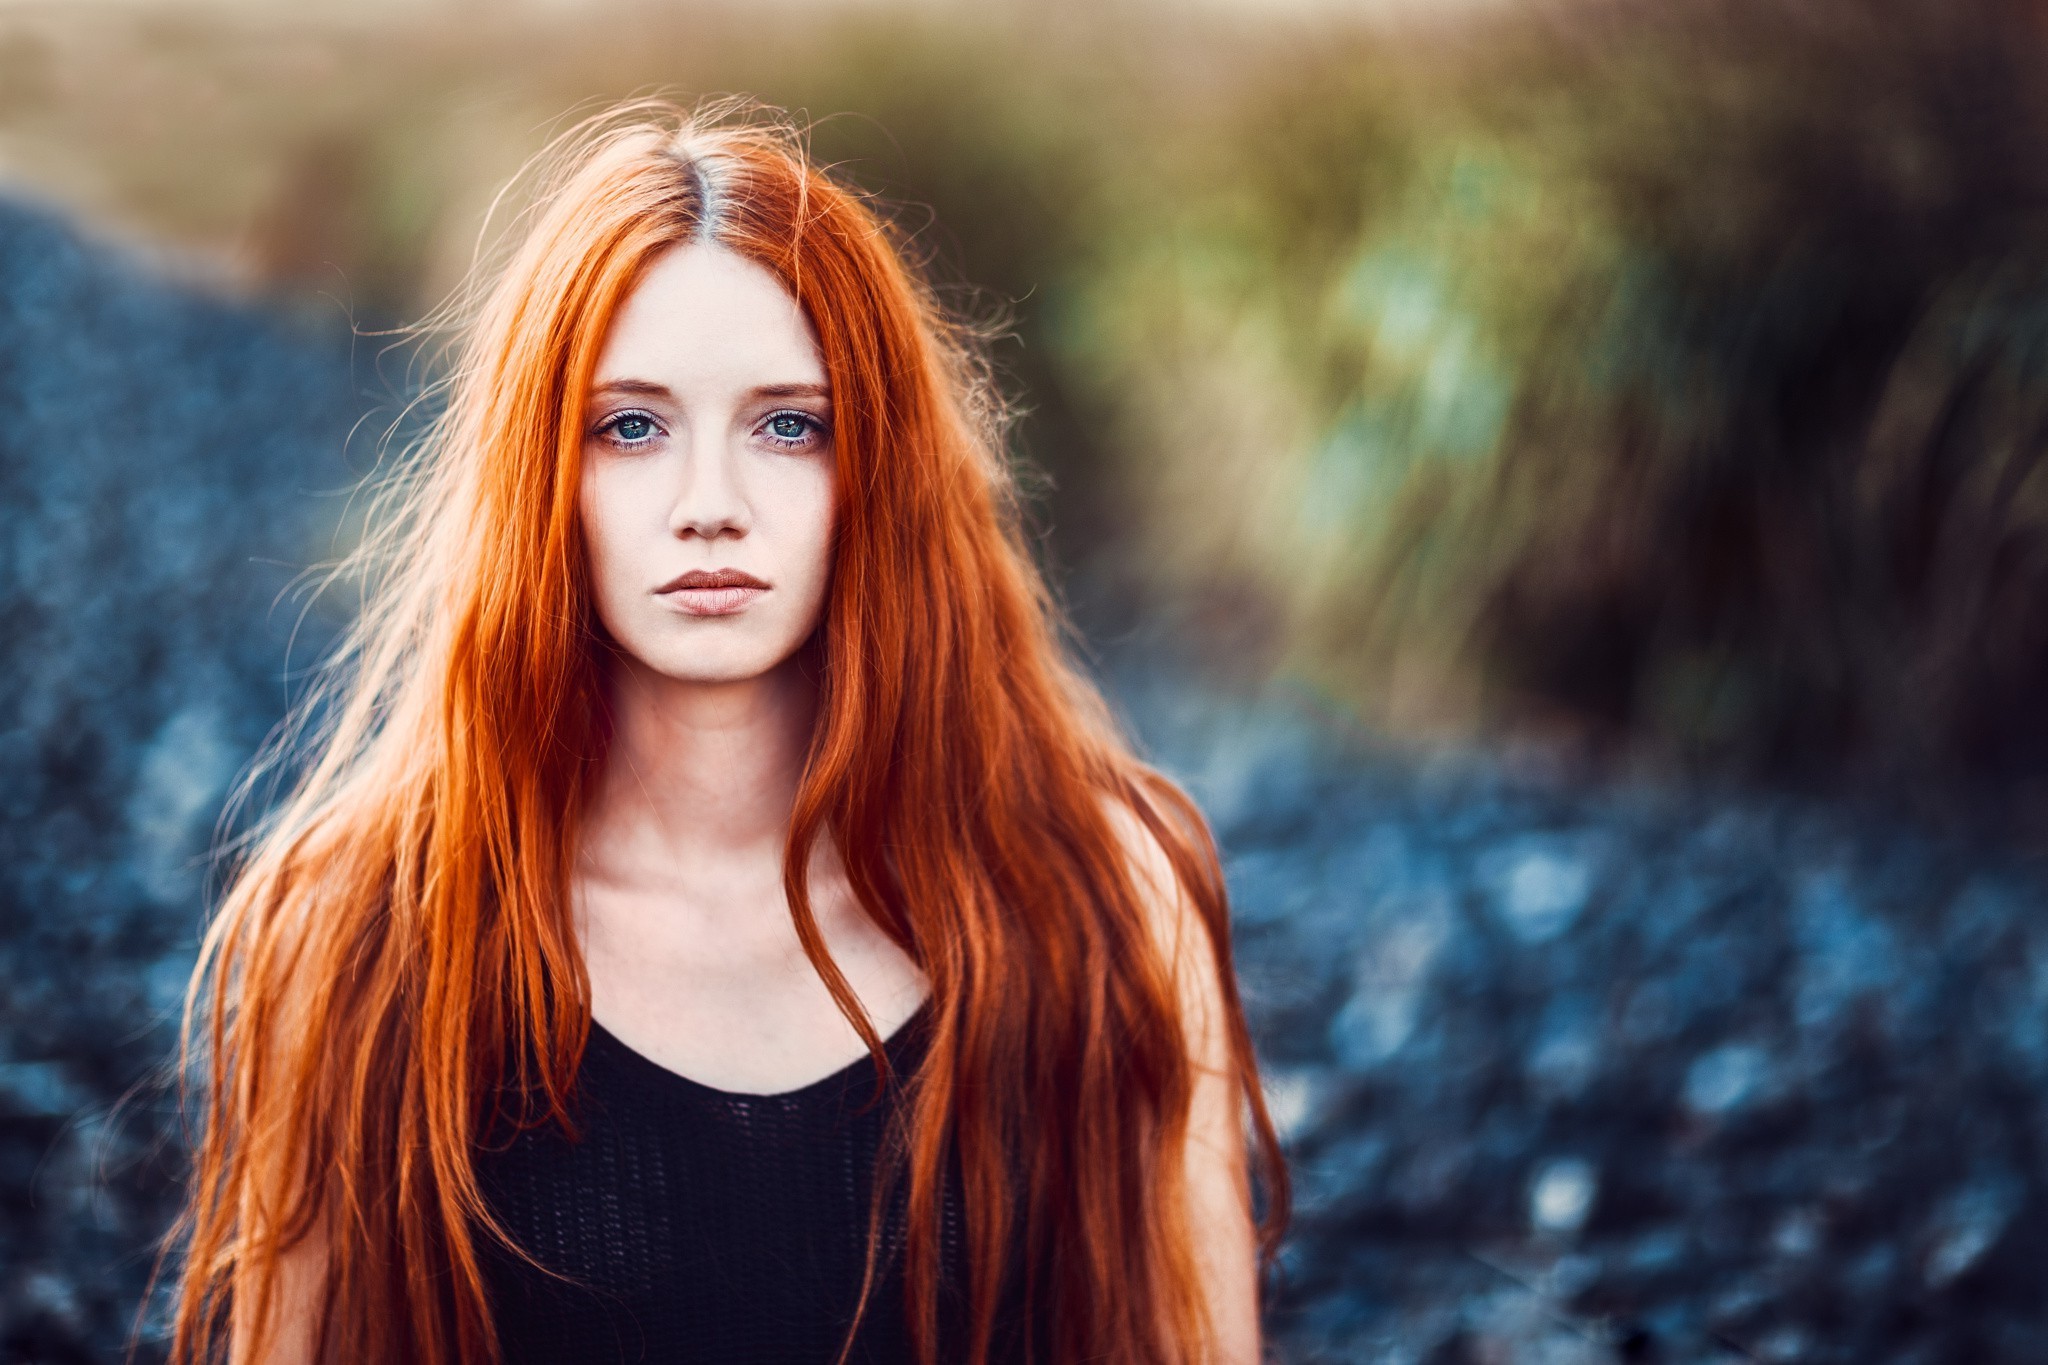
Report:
666,427,750,541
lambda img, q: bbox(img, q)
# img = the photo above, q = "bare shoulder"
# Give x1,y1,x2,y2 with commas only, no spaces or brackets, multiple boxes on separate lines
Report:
1100,790,1186,902
215,922,333,1365
1097,789,1228,1065
1100,788,1265,1361
229,1221,327,1365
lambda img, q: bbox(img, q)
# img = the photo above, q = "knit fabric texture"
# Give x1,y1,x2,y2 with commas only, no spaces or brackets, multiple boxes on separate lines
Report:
474,1001,1027,1364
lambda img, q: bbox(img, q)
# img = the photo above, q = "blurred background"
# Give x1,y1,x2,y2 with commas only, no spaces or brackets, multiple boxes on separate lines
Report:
4,0,2048,1360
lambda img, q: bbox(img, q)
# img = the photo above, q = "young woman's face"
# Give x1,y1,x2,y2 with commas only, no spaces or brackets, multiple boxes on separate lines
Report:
580,242,836,686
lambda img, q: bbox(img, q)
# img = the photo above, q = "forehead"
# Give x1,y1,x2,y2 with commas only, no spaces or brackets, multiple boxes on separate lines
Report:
593,242,826,391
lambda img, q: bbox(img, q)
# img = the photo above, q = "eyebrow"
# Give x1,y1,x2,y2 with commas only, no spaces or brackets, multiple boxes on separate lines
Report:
589,378,673,400
752,382,833,402
589,378,832,403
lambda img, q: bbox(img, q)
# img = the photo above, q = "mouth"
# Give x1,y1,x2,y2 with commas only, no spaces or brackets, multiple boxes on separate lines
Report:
653,567,771,618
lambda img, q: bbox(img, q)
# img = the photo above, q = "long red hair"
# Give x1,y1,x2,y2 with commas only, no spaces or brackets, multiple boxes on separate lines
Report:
169,99,1287,1365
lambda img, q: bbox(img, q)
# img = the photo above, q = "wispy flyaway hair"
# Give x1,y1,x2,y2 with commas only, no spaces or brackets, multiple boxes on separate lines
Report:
169,97,1288,1365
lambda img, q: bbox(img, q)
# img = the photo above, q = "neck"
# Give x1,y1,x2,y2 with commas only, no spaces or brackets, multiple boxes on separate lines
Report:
585,652,820,874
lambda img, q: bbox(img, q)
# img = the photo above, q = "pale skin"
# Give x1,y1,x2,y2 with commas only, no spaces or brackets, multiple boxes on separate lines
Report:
237,241,1259,1361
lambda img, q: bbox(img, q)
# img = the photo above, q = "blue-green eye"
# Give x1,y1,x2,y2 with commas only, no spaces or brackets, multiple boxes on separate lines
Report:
765,411,815,444
611,413,656,442
593,409,663,446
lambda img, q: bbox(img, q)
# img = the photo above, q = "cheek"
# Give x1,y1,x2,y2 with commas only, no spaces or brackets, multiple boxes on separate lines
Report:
579,465,639,603
796,468,838,581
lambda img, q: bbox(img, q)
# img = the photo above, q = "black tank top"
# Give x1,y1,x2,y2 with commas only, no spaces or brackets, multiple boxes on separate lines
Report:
473,1002,1032,1364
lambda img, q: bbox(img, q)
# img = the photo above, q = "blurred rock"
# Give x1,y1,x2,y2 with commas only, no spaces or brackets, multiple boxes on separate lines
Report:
1118,667,2048,1365
1528,1157,1598,1239
0,195,362,1360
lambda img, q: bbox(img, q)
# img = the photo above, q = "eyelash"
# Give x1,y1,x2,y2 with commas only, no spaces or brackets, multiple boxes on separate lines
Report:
760,409,829,450
592,408,663,448
589,408,830,451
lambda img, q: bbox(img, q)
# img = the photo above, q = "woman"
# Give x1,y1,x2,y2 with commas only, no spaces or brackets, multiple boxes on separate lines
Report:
169,100,1288,1365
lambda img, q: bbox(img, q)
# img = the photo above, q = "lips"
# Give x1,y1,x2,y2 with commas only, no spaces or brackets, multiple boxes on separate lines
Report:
653,567,770,618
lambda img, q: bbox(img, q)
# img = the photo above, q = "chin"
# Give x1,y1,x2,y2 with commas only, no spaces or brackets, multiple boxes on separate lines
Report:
632,636,804,687
654,662,782,686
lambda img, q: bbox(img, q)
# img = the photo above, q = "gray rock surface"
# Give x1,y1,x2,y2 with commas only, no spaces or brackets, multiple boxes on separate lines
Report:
0,196,361,1360
1123,674,2048,1364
